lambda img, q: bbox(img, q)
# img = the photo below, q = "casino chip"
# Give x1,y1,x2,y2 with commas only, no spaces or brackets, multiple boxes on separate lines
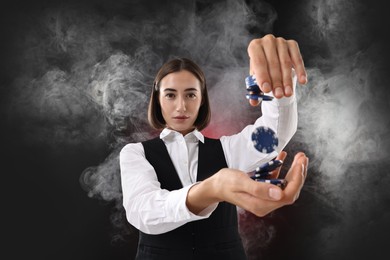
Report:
245,75,260,93
245,75,273,101
251,126,278,153
255,178,287,189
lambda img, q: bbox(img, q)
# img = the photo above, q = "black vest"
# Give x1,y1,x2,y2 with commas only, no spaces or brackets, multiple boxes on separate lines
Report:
137,137,247,260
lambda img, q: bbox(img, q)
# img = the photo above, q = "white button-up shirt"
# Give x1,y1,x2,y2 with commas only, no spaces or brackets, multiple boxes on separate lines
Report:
120,80,297,235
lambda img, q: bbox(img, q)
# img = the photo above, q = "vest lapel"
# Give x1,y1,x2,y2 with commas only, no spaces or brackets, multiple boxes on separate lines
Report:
142,137,183,190
197,138,228,181
142,137,228,189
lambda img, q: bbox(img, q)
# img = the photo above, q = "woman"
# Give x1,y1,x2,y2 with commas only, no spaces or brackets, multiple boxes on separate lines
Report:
120,35,309,259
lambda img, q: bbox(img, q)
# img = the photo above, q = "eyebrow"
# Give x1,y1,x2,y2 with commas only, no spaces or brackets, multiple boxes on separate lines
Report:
162,88,199,92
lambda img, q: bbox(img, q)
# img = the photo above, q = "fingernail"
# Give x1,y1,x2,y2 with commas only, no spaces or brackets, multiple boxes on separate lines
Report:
268,187,282,200
285,86,292,96
275,87,283,97
262,82,271,92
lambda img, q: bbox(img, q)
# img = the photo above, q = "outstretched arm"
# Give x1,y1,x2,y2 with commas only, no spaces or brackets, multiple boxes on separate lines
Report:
223,34,307,172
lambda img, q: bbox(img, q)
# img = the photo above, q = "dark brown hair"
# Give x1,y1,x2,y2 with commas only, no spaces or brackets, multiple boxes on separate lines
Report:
148,57,211,131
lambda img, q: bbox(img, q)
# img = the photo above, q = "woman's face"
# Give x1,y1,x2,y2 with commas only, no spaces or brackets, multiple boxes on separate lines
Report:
158,70,202,135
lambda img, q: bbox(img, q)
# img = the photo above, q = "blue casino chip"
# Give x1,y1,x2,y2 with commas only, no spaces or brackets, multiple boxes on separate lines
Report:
245,75,273,101
246,94,274,101
245,75,260,93
251,126,278,153
246,85,261,93
245,75,257,88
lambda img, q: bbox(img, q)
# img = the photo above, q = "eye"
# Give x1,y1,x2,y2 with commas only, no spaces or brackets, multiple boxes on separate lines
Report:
165,93,175,99
187,93,197,99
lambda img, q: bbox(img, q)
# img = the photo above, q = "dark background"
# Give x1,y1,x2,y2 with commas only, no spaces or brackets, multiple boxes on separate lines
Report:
1,0,389,259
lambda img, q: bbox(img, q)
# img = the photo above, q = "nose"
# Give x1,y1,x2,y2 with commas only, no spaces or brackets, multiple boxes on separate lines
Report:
176,96,187,112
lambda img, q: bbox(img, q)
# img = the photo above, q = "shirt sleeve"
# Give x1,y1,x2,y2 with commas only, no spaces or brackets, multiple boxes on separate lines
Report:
220,73,298,172
119,143,218,235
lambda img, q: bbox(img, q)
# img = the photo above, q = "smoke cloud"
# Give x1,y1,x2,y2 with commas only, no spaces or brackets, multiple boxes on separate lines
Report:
286,0,390,258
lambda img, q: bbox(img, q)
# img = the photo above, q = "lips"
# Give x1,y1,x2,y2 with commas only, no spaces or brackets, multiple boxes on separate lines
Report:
173,115,190,120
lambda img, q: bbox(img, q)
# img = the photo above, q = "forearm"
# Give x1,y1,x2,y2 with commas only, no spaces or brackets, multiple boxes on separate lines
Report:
124,185,205,234
221,74,298,172
186,177,220,215
259,71,298,147
259,93,298,152
221,96,297,172
120,143,217,235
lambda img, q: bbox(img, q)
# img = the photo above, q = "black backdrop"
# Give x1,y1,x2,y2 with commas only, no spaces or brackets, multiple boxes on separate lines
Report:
2,0,390,259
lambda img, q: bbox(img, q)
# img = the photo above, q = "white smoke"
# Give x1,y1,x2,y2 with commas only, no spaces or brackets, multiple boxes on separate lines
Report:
5,0,389,258
5,0,278,252
287,0,390,257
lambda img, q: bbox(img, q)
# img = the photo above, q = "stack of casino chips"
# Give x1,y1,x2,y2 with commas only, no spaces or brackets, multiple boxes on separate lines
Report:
245,74,287,189
245,75,274,103
249,159,287,189
250,126,287,189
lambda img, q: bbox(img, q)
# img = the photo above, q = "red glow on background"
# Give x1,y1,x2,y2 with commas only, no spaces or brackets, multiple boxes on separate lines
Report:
201,122,237,139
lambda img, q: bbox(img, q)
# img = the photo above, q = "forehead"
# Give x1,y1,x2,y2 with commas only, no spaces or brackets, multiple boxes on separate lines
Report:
159,70,201,90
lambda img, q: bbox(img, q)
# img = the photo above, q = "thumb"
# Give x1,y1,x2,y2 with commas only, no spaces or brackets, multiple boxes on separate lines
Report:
284,152,308,199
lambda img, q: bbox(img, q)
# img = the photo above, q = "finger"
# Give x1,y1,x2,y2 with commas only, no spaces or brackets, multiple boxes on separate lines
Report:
261,35,284,98
248,88,261,106
224,171,285,216
248,51,268,106
248,38,272,93
286,152,308,179
276,37,294,97
242,175,283,201
249,98,261,107
293,152,309,178
283,153,308,203
270,151,287,179
283,165,304,203
287,40,307,85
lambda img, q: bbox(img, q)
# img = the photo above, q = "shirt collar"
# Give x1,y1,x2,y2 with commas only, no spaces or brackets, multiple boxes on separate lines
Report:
160,128,205,143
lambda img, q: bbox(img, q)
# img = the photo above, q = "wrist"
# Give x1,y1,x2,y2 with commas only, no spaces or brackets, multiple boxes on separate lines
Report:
186,177,220,215
206,171,224,202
